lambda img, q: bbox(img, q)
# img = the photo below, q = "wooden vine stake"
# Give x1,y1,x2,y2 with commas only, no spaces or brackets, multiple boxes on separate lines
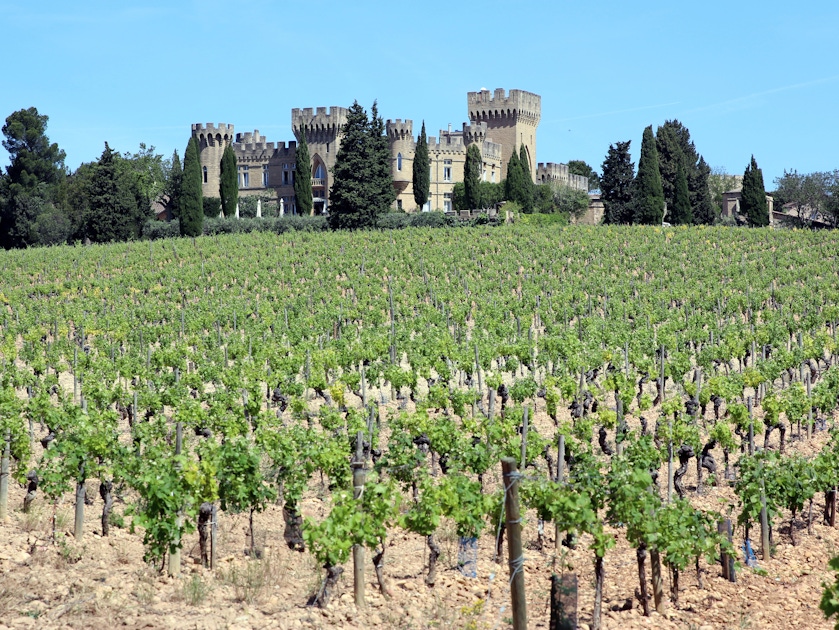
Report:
549,573,577,630
0,430,10,521
168,422,183,577
352,431,366,608
502,457,527,630
718,519,736,582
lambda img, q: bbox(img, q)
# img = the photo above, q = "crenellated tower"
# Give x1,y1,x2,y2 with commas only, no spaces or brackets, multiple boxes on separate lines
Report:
386,119,415,207
192,123,235,197
291,107,348,212
467,88,541,182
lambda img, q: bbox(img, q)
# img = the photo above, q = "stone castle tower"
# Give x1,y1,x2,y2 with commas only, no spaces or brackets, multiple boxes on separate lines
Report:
386,119,414,208
291,107,348,213
191,123,235,196
467,88,541,182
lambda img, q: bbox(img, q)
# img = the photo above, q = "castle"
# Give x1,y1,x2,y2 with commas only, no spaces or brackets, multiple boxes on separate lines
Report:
191,88,588,215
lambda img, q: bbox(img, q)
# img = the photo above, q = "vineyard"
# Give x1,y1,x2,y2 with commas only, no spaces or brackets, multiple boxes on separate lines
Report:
1,224,839,630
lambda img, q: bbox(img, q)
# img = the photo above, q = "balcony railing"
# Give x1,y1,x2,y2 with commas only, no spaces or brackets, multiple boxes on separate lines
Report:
311,178,325,187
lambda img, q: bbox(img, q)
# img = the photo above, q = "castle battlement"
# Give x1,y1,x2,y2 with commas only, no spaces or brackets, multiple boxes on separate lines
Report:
192,123,235,136
467,88,541,126
386,119,413,140
537,162,588,192
462,121,487,145
427,134,467,154
482,140,502,161
291,106,348,132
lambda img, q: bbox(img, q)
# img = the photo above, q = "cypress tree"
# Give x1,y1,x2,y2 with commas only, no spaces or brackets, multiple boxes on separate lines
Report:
180,136,203,236
168,149,182,221
505,150,531,211
519,144,534,212
219,144,238,218
464,143,482,209
368,101,396,217
742,155,769,227
670,162,692,225
632,126,665,225
294,127,313,216
412,121,429,209
692,157,715,224
600,140,635,224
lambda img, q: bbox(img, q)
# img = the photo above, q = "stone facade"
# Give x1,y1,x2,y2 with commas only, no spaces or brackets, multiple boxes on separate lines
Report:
191,88,586,215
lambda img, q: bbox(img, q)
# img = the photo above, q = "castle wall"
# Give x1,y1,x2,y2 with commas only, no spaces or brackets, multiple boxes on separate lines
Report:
292,107,348,212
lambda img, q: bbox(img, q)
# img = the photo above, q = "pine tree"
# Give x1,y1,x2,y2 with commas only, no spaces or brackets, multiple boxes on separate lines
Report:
180,136,203,237
167,149,182,221
600,140,635,224
464,143,482,209
412,121,430,210
742,155,769,227
219,144,238,218
82,142,145,242
294,128,313,216
632,126,665,225
670,162,692,225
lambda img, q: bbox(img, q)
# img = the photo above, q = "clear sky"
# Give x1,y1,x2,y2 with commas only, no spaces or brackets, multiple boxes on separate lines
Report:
1,0,837,188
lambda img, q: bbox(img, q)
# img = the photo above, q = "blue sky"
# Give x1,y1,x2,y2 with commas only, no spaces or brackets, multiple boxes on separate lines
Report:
1,0,837,187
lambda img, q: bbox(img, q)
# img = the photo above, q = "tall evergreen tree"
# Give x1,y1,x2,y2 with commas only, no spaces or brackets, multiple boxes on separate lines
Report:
519,144,534,212
329,100,394,229
167,149,182,221
692,157,715,224
600,140,634,224
294,128,313,216
464,143,482,209
632,126,665,225
742,155,769,227
412,121,430,209
180,136,203,236
0,107,67,248
670,162,692,225
368,101,396,216
219,144,238,218
82,143,145,242
505,150,532,211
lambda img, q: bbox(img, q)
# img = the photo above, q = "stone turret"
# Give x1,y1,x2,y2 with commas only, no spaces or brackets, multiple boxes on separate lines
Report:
192,123,235,196
291,107,348,212
386,119,414,192
467,88,541,181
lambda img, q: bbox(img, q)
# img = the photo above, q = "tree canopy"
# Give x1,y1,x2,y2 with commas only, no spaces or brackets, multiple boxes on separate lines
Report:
567,160,600,192
600,140,634,224
464,144,482,210
180,136,203,236
742,155,769,227
294,129,313,216
219,144,238,218
329,101,395,230
632,126,665,225
412,121,429,210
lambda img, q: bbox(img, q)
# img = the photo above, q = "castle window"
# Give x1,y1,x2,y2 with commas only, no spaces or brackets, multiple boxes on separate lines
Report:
314,164,325,179
283,170,290,185
202,166,207,184
443,159,452,182
397,199,403,211
326,142,330,153
263,165,269,187
397,153,403,171
443,193,452,212
491,167,496,183
241,165,249,188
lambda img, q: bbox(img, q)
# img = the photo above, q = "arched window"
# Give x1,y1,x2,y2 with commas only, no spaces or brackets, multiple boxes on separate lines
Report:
202,166,207,184
314,164,325,179
397,153,403,171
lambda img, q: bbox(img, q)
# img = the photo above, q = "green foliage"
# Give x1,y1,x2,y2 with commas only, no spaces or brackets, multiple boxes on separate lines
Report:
820,555,839,628
464,144,482,210
0,107,67,249
80,143,147,243
329,101,395,230
293,129,313,216
600,140,634,224
202,196,221,218
180,136,203,237
669,162,692,225
567,160,600,192
412,121,430,209
632,126,665,225
219,145,238,218
742,155,769,227
504,149,532,212
167,149,182,221
217,435,276,516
